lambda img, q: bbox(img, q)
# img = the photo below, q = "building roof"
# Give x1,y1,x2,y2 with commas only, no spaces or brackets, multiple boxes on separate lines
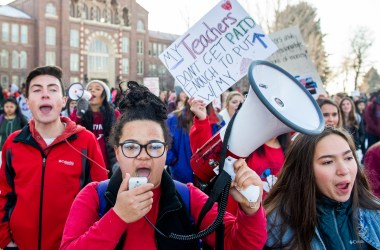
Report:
149,30,179,41
0,5,31,19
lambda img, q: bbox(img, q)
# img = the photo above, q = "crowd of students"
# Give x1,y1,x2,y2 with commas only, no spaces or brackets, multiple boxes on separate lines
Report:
0,65,379,249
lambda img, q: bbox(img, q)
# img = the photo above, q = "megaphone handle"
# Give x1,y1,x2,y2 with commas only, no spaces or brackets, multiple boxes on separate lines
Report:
223,156,260,203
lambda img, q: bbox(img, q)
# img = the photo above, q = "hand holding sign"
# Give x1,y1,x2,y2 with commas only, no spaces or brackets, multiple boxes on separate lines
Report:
159,0,278,105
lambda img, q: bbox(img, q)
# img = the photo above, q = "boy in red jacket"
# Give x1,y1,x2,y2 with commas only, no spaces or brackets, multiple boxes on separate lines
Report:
0,66,108,250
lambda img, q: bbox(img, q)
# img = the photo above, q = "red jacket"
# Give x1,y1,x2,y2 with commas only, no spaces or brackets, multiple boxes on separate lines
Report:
0,116,108,249
364,141,380,197
60,181,267,249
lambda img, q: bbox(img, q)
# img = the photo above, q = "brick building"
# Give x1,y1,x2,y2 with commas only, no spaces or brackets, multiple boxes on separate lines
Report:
0,0,178,91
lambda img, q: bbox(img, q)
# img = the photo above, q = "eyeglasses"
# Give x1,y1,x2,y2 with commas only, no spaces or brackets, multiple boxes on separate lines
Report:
119,140,167,158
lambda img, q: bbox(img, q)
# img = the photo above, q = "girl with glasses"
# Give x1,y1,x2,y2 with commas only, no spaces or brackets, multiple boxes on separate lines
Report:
60,81,266,249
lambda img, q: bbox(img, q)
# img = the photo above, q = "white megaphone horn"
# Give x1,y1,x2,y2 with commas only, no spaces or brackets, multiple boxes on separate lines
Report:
190,60,324,202
67,82,91,101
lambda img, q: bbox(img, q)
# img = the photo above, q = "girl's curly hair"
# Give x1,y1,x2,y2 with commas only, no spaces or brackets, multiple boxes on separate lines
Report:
109,81,169,147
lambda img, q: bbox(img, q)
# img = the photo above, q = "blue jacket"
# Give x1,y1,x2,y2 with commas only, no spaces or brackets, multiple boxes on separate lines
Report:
166,113,194,184
266,207,380,249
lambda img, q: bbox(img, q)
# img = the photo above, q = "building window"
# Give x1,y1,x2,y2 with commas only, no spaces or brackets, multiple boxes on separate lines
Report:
1,50,9,68
95,7,101,21
70,53,79,71
20,51,27,69
121,58,129,74
21,25,28,44
11,24,19,43
46,3,57,15
137,20,145,31
148,64,157,75
2,23,9,42
122,7,129,26
121,37,129,53
83,4,89,19
137,40,144,55
46,51,56,65
46,26,56,46
137,60,143,75
69,1,79,17
12,50,19,69
70,77,79,83
152,43,157,57
70,29,79,48
88,39,109,73
158,44,163,55
12,75,19,85
1,75,9,86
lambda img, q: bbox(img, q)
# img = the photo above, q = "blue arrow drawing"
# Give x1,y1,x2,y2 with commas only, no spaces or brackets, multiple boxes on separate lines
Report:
252,33,267,48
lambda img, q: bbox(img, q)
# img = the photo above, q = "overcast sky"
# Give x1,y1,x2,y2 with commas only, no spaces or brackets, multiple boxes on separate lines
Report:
137,0,380,93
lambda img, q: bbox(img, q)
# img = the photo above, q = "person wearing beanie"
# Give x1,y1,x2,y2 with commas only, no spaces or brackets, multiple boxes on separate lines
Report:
76,80,120,177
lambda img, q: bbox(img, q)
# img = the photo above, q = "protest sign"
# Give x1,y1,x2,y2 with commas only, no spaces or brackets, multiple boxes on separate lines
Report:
268,26,327,98
143,77,160,96
159,0,277,104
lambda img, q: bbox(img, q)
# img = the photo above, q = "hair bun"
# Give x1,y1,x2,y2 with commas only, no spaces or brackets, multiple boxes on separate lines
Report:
118,81,167,120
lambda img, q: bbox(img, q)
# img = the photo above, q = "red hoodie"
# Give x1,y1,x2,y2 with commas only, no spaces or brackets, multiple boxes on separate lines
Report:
0,116,108,249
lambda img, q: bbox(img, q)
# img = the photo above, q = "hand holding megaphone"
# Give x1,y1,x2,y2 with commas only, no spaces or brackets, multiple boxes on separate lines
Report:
76,97,89,118
223,156,261,204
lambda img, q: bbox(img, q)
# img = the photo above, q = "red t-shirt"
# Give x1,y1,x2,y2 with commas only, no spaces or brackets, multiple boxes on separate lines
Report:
246,144,285,199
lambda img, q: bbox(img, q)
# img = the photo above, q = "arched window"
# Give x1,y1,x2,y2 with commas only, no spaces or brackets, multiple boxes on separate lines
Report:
137,20,145,31
12,50,19,69
88,39,109,73
20,51,27,69
122,7,129,26
46,3,57,16
0,49,9,68
83,4,89,19
69,1,75,17
95,7,101,21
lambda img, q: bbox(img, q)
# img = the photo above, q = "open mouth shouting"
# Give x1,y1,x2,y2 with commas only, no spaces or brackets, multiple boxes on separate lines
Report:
135,168,151,179
40,104,53,114
335,181,350,194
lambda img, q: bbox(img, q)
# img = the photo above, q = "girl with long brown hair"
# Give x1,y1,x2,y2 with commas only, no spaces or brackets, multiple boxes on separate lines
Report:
265,126,380,249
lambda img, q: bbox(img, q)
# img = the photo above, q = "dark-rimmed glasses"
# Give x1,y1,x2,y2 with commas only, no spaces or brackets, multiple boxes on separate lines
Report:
119,140,167,158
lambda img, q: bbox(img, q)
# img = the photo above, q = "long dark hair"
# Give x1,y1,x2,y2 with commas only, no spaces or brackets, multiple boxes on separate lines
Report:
172,97,194,133
78,89,115,139
264,127,380,250
109,81,169,147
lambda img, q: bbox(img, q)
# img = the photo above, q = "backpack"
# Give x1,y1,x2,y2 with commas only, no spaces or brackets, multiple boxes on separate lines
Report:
97,179,191,219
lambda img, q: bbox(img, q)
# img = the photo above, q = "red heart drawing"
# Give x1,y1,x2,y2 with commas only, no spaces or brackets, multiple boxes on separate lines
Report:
221,1,232,10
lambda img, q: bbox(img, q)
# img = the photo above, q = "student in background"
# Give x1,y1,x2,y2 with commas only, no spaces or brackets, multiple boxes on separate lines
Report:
219,91,244,125
75,80,120,176
364,90,380,148
317,98,342,128
0,98,27,149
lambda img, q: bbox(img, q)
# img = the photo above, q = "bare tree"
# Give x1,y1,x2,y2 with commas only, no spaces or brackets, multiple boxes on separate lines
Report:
361,67,380,94
350,26,374,90
271,2,330,84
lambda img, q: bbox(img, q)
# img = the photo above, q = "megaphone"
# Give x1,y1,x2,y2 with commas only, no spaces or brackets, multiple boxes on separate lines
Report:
190,60,324,185
67,82,91,101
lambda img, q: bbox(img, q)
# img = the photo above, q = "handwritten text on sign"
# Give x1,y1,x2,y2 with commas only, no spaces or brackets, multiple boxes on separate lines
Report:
159,0,277,104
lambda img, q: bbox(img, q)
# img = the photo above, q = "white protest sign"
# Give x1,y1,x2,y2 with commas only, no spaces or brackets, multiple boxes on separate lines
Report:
143,77,160,96
268,26,327,99
159,0,277,105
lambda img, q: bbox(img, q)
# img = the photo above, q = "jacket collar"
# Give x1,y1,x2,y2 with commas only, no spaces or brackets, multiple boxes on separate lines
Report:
13,117,83,153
